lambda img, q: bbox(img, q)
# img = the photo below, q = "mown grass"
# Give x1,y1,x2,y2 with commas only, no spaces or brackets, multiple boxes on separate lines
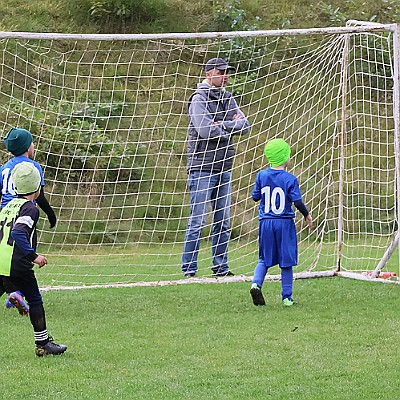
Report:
1,278,399,399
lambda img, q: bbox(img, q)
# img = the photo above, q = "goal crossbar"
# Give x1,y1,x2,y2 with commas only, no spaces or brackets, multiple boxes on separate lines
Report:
0,24,396,41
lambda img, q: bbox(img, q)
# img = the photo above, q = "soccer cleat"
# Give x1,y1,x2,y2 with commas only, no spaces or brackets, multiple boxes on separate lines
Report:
7,292,29,316
282,298,296,307
35,339,67,357
5,298,16,308
212,270,234,277
184,271,197,278
250,283,266,306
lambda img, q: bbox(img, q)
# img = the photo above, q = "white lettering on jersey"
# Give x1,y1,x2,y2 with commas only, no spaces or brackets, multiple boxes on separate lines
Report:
1,168,16,196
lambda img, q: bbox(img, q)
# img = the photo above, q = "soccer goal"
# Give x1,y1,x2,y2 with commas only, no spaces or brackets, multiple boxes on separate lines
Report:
0,21,399,289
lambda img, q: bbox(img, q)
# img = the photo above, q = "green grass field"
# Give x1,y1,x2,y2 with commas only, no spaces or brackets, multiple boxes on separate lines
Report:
1,277,399,399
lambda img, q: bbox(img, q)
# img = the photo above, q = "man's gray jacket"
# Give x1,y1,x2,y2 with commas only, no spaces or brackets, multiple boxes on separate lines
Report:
186,82,250,173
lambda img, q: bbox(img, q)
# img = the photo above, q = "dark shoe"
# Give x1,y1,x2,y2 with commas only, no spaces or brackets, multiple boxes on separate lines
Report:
212,270,234,277
35,338,67,357
184,272,196,278
250,283,266,306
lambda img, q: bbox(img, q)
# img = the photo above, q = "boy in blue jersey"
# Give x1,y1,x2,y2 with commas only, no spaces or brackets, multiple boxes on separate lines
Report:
0,162,67,356
0,128,56,314
250,138,312,307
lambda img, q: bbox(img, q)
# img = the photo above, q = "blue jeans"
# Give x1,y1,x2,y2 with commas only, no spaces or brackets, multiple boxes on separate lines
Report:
182,171,231,274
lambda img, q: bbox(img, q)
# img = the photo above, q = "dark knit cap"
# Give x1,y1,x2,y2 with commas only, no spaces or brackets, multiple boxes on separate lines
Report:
4,128,33,156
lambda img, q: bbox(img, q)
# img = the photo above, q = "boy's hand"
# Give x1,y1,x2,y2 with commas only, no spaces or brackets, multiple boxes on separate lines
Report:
34,255,48,268
305,214,313,231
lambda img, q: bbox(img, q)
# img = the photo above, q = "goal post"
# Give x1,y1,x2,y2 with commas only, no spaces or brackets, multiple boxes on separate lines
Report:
0,23,398,288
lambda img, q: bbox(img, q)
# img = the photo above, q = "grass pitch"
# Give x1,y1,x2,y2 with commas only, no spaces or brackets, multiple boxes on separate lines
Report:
1,277,400,399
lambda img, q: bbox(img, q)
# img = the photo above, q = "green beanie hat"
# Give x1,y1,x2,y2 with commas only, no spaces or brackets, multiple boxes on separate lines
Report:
264,138,291,167
4,128,33,156
11,161,41,195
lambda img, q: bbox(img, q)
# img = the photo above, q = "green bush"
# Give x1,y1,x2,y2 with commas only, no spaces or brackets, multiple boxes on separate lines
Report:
5,98,143,187
318,0,400,25
209,0,262,70
66,0,168,33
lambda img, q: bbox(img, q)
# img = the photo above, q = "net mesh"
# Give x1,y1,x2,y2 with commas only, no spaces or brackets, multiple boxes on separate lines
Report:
0,25,398,287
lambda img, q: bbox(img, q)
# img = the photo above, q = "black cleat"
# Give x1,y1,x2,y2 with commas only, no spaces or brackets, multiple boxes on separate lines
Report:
250,284,266,306
212,270,234,277
35,339,67,357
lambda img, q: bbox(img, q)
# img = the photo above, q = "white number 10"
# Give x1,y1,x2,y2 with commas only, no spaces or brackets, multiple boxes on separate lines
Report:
2,168,15,196
261,186,285,214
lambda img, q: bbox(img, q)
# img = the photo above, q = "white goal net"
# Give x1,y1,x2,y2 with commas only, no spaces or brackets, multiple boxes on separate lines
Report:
0,22,398,288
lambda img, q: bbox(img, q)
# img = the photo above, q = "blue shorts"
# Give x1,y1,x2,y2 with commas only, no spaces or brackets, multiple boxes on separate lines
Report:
259,218,298,268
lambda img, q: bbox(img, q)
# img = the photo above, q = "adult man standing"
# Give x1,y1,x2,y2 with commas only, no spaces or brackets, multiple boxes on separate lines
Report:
182,57,251,277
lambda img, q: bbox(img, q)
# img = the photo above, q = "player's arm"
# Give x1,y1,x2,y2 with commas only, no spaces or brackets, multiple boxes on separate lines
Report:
293,199,313,230
36,187,57,228
252,174,262,202
11,204,39,262
11,229,39,261
12,228,47,267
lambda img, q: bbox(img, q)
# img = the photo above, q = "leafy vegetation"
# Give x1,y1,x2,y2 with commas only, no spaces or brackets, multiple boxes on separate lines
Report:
0,1,398,246
2,0,400,34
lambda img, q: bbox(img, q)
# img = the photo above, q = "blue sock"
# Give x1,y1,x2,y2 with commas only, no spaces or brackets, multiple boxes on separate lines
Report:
281,266,293,300
252,259,269,288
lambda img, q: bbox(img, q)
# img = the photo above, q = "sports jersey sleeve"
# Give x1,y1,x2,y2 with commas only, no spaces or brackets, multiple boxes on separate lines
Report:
33,161,45,186
288,177,302,202
11,202,39,261
36,188,57,228
252,173,262,201
293,199,309,217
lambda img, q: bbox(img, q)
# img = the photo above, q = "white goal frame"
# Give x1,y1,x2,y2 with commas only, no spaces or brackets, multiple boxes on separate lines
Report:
0,21,399,289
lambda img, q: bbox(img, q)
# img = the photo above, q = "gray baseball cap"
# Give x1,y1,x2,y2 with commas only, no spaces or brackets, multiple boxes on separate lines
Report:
205,57,235,72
